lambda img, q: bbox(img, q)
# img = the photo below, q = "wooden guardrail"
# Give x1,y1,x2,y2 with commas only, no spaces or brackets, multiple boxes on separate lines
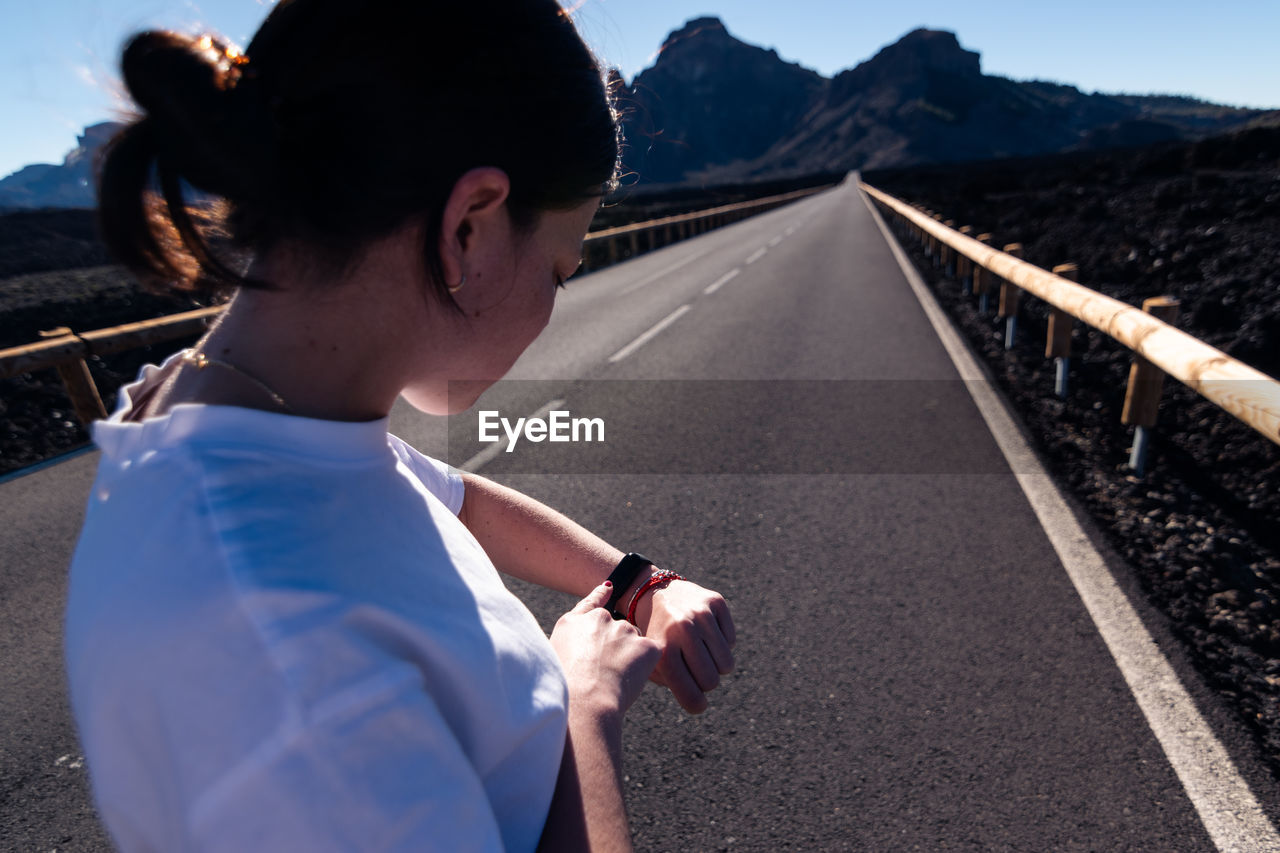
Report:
0,183,831,425
580,185,827,269
861,180,1280,473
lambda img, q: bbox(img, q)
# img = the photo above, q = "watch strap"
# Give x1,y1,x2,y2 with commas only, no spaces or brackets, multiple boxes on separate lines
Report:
604,552,652,618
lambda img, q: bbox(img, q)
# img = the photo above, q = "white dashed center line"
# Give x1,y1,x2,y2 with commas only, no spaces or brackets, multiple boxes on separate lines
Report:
620,254,700,295
460,398,566,473
607,305,692,363
703,269,740,295
745,248,767,265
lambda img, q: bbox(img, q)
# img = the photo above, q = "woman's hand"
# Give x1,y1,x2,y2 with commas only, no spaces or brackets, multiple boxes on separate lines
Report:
632,579,736,714
551,581,662,718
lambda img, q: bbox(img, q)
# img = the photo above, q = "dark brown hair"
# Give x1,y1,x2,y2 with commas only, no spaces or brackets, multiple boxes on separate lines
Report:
97,0,621,299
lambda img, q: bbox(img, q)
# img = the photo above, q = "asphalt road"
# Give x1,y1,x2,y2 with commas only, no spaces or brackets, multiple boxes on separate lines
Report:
3,178,1279,851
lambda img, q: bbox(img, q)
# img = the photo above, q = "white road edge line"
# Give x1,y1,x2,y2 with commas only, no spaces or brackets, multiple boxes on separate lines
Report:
703,269,740,295
861,188,1280,853
745,248,767,265
460,398,566,473
607,305,692,364
620,253,701,295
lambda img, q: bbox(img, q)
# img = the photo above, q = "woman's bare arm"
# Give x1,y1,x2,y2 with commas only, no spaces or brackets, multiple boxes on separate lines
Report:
458,472,736,713
538,582,659,852
537,700,631,852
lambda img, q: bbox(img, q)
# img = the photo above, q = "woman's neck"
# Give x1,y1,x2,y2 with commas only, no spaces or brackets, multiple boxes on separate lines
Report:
151,239,433,421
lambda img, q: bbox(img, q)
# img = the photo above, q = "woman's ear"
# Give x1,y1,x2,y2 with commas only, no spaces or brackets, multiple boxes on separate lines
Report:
438,167,512,289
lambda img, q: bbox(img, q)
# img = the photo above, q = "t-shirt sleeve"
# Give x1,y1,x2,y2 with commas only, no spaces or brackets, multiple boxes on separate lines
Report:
190,674,506,852
386,437,465,515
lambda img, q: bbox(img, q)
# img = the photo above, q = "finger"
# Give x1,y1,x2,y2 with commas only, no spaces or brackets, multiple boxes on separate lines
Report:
635,636,663,672
712,598,736,647
570,580,614,614
659,656,709,714
702,621,735,675
682,638,722,693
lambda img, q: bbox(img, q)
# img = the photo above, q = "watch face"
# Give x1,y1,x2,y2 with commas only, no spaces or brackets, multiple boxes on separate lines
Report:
606,553,653,613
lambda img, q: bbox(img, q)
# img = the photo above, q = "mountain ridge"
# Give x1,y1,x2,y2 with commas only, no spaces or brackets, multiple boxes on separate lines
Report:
620,18,1276,186
3,19,1276,205
0,122,122,210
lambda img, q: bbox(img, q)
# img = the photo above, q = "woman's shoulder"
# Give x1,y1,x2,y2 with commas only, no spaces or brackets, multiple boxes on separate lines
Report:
385,435,465,515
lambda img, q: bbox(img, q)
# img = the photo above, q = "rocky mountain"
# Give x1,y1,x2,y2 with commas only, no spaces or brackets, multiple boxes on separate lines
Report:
0,122,122,210
619,17,826,185
620,20,1275,186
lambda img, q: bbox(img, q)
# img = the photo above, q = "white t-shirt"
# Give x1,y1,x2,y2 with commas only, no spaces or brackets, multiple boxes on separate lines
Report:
64,358,568,852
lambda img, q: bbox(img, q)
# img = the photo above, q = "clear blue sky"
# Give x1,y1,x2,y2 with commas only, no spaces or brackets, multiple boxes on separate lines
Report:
3,0,1278,178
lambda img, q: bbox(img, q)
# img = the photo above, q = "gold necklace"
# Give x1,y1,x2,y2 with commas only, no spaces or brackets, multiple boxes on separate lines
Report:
181,350,293,413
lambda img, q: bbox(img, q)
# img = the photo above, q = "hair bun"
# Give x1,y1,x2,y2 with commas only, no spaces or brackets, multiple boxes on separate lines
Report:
121,31,235,119
118,30,276,205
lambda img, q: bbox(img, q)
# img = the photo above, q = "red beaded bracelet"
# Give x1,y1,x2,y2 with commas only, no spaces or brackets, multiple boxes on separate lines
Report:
626,568,685,625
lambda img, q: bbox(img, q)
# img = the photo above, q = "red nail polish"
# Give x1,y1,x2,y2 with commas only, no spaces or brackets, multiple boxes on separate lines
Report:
604,580,613,588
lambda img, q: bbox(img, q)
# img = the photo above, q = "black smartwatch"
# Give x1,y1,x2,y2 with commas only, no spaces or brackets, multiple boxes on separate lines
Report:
605,552,653,619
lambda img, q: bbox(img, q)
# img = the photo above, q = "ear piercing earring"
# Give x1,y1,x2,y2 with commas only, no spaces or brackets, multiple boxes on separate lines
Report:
448,274,467,295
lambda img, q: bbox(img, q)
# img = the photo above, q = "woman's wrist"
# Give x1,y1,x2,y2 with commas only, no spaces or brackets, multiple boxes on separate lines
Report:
624,569,684,625
603,553,652,617
615,564,655,617
567,694,624,735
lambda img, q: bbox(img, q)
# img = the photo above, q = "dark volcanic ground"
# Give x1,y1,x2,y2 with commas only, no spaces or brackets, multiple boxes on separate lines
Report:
866,126,1280,780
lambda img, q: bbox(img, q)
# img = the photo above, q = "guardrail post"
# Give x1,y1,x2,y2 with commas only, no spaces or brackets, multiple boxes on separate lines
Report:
957,226,974,289
999,244,1024,348
608,238,620,266
975,234,993,313
941,219,955,272
37,328,108,426
1047,264,1078,398
1122,296,1181,476
629,231,639,259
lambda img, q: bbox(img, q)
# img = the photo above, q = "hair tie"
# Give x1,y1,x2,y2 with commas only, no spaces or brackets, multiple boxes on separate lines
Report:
194,34,250,89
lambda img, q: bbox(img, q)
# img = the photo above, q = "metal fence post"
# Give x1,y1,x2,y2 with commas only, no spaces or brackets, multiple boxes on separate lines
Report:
975,233,993,313
999,244,1024,349
1122,296,1181,476
957,226,974,288
1047,264,1078,398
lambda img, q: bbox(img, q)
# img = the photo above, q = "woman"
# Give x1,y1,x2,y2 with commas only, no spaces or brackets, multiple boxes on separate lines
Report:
63,1,735,850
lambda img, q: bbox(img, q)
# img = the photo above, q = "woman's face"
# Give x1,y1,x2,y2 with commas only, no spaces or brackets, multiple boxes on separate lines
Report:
402,197,599,414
